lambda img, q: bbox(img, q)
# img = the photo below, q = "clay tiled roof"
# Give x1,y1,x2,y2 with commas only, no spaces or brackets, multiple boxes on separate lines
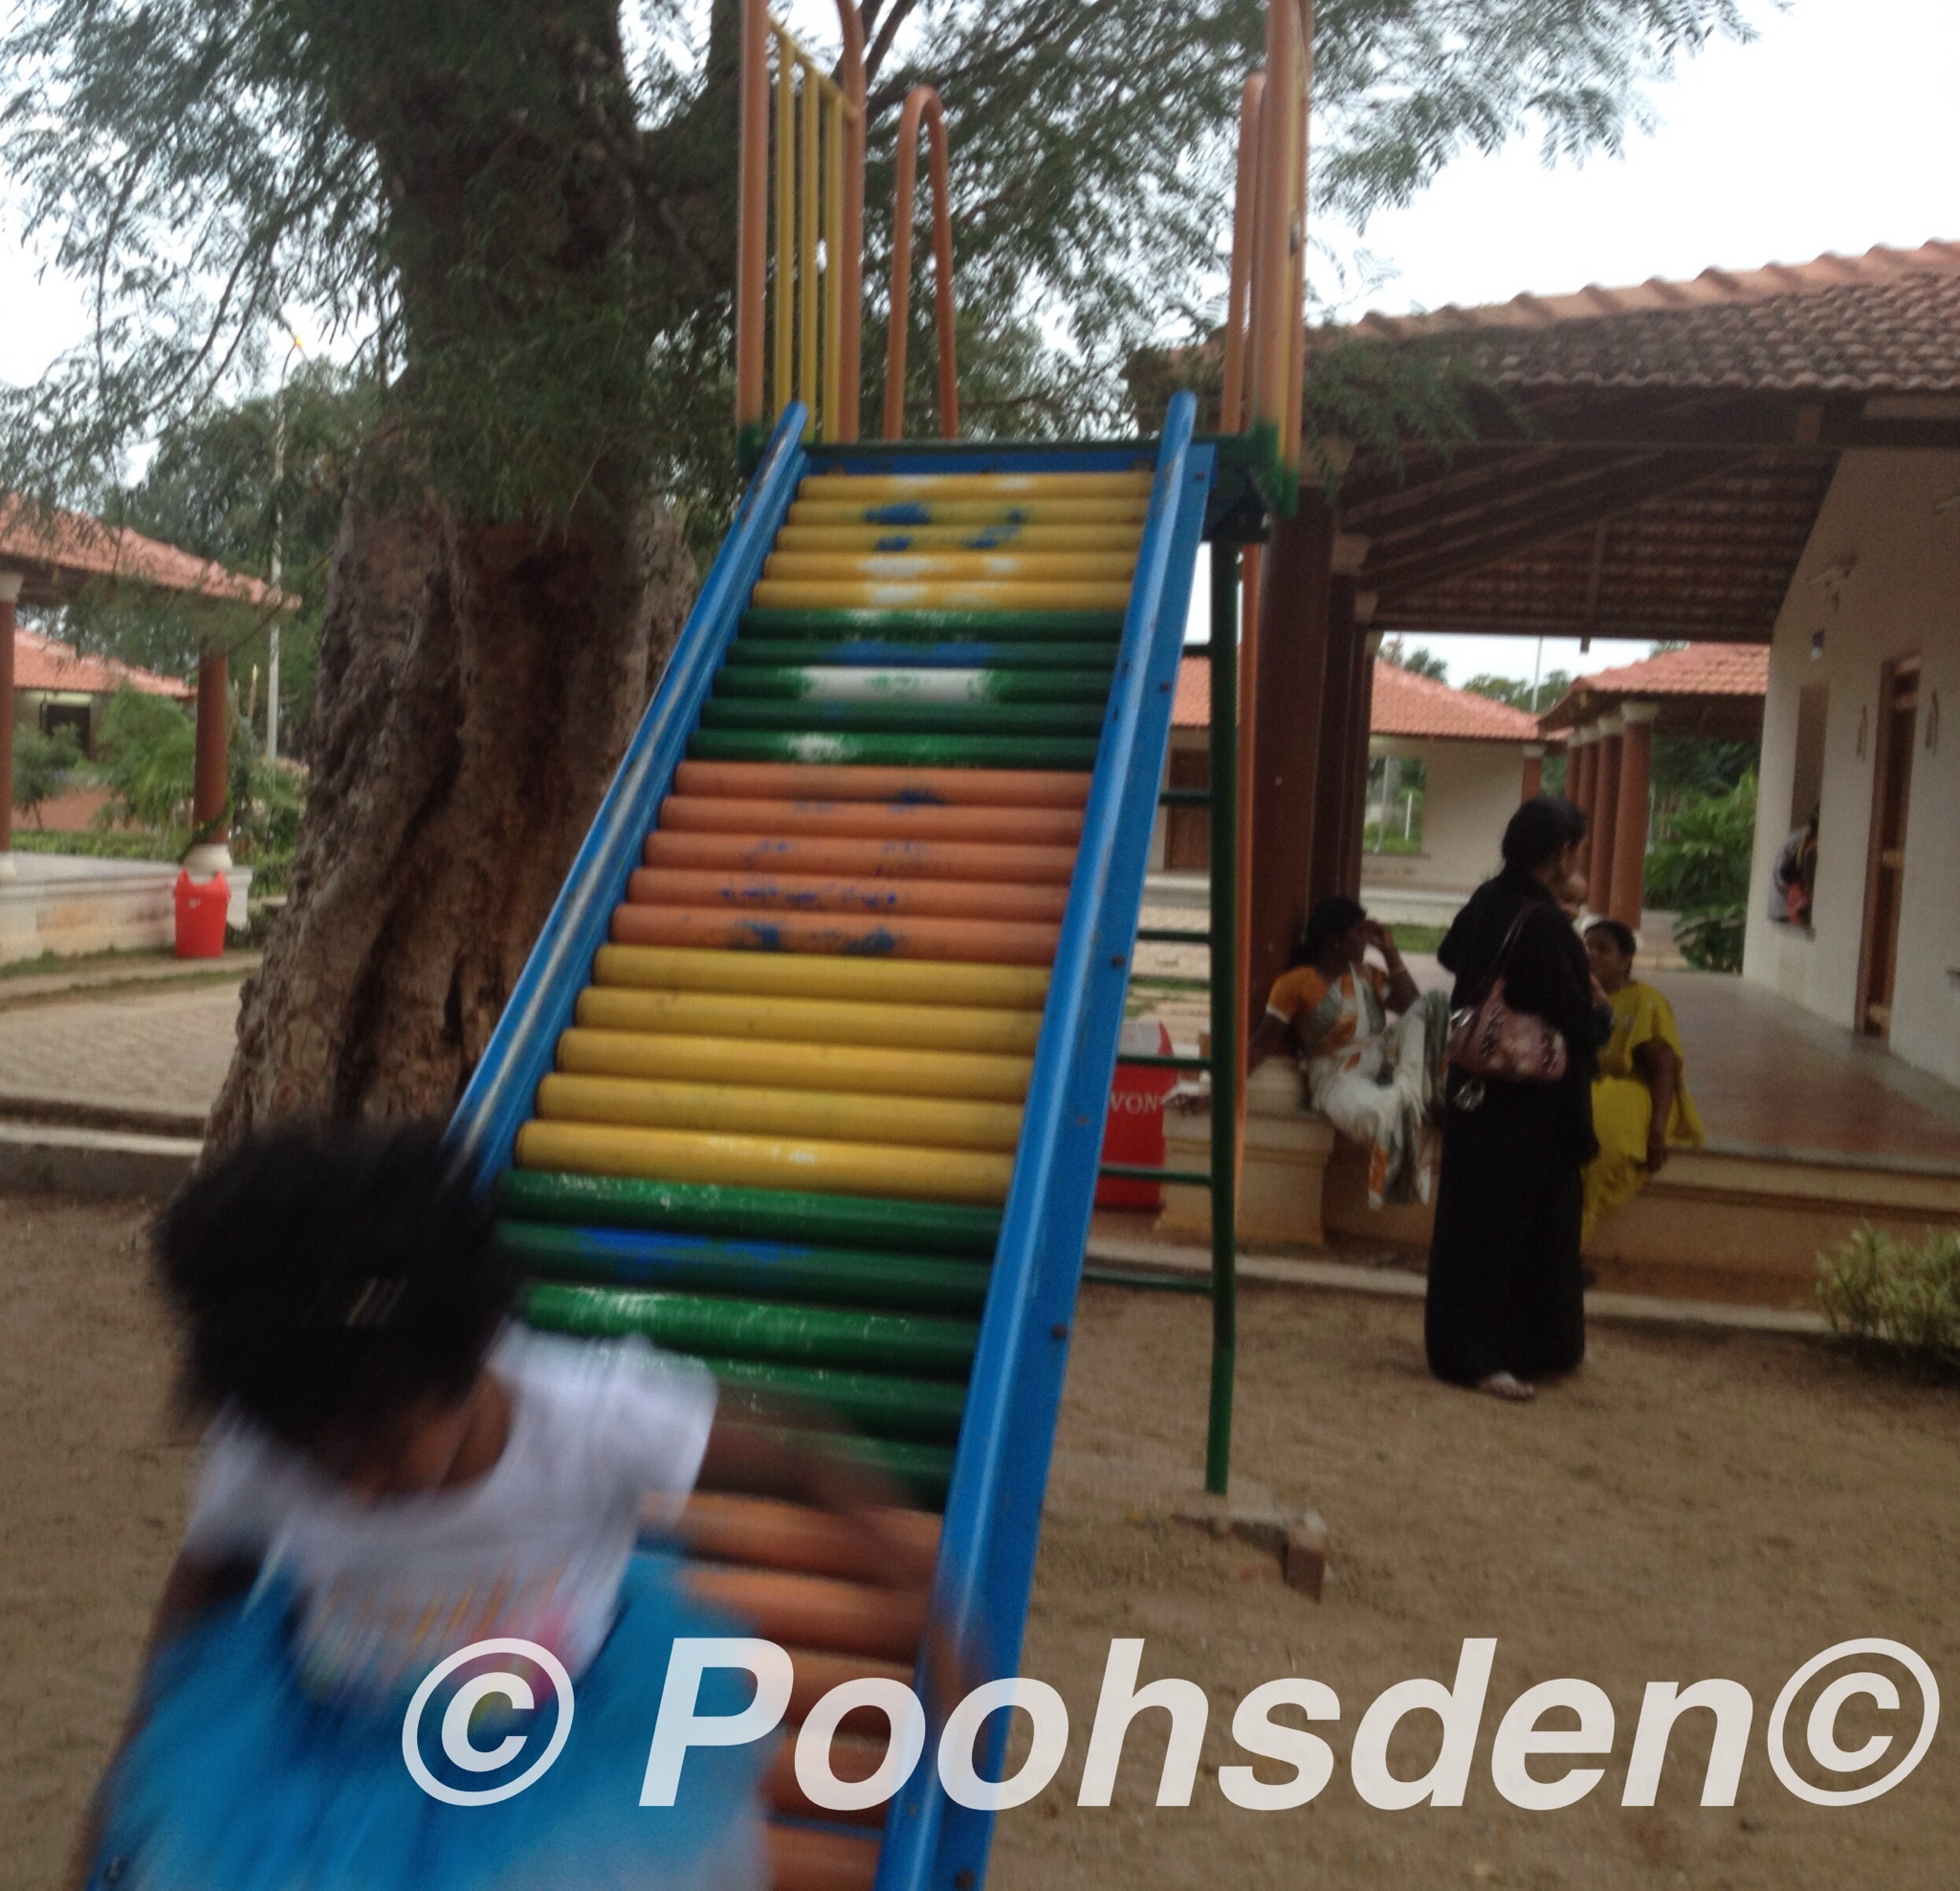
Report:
0,495,293,612
1353,241,1960,393
1538,643,1769,740
1172,653,1545,743
11,627,192,700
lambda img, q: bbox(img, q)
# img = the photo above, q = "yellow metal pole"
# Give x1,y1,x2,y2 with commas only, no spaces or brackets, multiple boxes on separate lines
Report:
735,0,770,446
798,56,819,437
773,26,795,424
1221,75,1265,435
823,88,846,441
831,2,868,442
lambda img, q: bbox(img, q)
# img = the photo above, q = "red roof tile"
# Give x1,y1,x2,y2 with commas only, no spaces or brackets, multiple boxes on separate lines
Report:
1172,653,1545,743
1350,240,1960,394
11,627,192,700
0,495,293,610
1569,644,1769,698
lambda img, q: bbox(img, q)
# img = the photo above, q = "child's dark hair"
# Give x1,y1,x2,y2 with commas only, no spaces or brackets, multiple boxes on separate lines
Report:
155,1123,512,1447
1585,918,1639,960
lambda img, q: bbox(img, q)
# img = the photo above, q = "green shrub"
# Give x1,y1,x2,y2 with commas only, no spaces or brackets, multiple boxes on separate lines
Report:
9,829,175,861
91,688,197,834
1816,1224,1960,1376
1646,772,1755,972
11,723,83,822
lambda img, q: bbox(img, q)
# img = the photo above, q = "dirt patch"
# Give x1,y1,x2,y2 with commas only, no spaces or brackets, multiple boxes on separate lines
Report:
993,1285,1960,1889
4,1205,1955,1889
0,1198,188,1889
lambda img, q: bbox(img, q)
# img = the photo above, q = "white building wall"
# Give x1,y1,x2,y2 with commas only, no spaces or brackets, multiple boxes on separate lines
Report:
1362,737,1521,899
1744,449,1960,1088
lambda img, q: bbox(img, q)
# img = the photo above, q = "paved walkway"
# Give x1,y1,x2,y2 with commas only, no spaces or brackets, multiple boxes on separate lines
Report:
0,981,241,1121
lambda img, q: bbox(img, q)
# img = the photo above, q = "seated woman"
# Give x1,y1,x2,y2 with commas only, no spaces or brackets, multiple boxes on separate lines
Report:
1248,896,1450,1209
1581,919,1707,1240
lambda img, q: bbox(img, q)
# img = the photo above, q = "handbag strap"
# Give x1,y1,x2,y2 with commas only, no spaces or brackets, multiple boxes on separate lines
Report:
1468,906,1535,1007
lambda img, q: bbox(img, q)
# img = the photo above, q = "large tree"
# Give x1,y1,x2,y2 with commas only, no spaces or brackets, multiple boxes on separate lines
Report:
0,0,1752,1137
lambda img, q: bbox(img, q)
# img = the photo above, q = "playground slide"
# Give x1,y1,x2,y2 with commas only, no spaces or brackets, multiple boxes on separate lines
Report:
451,388,1214,1890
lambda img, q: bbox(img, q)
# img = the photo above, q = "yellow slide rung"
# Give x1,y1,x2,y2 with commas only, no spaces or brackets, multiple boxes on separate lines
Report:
773,524,1144,555
751,579,1134,613
514,1119,1016,1205
799,472,1154,500
556,1027,1033,1102
573,987,1046,1057
593,943,1050,1010
787,498,1150,529
762,551,1136,583
536,1073,1025,1154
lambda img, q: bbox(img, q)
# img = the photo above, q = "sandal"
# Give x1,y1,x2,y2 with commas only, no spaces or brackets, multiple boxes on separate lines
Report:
1476,1372,1536,1402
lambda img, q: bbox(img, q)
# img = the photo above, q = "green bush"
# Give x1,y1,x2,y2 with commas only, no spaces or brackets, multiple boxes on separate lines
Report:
9,829,175,861
91,688,197,834
1816,1224,1960,1376
11,723,83,822
1645,772,1755,972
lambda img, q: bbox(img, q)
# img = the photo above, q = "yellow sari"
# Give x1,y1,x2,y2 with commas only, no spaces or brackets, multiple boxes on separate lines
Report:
1583,981,1707,1240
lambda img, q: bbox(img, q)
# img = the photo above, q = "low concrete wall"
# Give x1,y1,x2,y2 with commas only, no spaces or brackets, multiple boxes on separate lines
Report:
0,854,251,962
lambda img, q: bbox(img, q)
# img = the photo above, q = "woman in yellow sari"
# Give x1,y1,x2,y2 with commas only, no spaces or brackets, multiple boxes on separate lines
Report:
1581,920,1706,1239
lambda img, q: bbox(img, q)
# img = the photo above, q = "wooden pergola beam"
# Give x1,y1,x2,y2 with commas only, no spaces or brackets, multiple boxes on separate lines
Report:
1367,451,1750,597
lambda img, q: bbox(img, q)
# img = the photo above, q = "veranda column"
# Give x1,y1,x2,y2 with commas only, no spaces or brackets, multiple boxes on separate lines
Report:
185,641,234,879
1586,712,1624,916
1609,701,1658,929
1520,741,1545,803
1568,723,1597,883
0,571,19,882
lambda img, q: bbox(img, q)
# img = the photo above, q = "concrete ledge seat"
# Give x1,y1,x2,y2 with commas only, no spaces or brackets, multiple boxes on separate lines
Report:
1164,1064,1960,1309
0,851,251,963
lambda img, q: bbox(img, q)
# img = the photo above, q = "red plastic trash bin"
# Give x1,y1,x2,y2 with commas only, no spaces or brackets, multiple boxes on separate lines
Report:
174,869,230,959
1095,1020,1178,1209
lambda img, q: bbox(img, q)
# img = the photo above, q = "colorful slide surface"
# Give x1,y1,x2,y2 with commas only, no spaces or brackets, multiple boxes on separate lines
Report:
451,392,1213,1890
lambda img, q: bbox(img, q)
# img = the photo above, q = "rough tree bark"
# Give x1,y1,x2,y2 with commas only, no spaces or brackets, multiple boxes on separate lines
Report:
208,473,695,1142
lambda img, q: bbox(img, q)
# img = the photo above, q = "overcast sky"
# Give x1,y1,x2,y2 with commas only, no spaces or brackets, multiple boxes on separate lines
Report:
7,0,1950,689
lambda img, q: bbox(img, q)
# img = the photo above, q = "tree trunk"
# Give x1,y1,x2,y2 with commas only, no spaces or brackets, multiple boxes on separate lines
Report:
207,470,694,1144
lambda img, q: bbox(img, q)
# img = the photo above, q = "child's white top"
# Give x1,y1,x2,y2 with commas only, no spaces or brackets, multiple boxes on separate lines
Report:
183,1326,716,1701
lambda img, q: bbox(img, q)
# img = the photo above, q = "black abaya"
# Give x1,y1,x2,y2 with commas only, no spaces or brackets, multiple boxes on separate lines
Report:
1424,869,1611,1385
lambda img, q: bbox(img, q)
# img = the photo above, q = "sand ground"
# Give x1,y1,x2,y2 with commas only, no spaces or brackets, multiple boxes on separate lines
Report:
3,1197,1955,1890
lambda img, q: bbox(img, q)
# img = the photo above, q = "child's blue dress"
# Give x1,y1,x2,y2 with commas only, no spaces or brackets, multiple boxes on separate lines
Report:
93,1550,768,1891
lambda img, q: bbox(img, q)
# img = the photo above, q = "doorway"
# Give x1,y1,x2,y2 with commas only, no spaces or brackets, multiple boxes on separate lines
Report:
1857,656,1919,1038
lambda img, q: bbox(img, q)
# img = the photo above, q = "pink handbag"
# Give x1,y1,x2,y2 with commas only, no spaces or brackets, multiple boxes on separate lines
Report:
1446,910,1569,1083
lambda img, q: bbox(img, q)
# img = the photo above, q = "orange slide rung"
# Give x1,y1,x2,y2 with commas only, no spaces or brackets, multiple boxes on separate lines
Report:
765,1736,896,1828
673,759,1090,808
609,904,1062,966
657,794,1085,848
685,1564,926,1662
782,1646,917,1727
627,867,1070,925
644,829,1081,887
766,1822,881,1891
680,1493,942,1581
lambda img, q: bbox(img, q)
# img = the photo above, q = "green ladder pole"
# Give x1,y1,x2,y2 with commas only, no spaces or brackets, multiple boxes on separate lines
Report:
1204,543,1240,1496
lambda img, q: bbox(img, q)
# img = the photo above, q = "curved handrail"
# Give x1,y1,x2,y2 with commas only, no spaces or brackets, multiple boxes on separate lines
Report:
871,396,1211,1891
882,85,958,441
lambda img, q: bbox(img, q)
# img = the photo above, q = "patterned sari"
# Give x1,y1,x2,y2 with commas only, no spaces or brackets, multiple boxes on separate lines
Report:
1266,961,1450,1208
1582,979,1707,1239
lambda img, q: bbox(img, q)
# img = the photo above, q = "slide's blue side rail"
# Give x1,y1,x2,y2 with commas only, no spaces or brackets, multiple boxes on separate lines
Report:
448,404,810,1177
875,392,1215,1891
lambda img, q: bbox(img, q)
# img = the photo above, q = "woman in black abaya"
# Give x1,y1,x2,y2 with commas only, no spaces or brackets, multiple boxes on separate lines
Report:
1425,796,1612,1400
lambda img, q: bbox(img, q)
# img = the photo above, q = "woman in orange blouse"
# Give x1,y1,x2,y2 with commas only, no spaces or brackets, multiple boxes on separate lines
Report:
1247,896,1448,1208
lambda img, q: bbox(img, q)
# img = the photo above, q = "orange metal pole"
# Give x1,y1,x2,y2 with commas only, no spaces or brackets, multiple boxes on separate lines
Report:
191,647,230,847
883,87,958,441
736,0,771,440
1221,76,1265,434
1249,0,1298,440
1282,3,1313,466
0,573,18,868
